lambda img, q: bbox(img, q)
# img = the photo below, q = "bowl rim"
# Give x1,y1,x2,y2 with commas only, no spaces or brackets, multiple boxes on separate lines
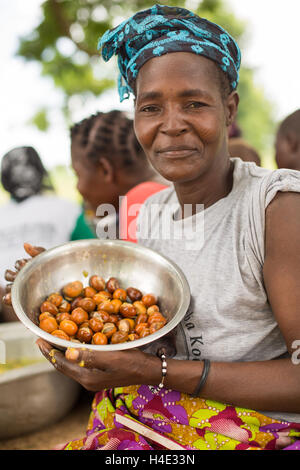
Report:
11,239,190,351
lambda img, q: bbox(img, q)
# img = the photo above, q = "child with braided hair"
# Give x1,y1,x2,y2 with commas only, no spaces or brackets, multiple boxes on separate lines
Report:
70,109,167,239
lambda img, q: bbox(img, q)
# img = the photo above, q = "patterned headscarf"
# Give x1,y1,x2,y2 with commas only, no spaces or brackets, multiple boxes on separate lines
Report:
98,4,241,102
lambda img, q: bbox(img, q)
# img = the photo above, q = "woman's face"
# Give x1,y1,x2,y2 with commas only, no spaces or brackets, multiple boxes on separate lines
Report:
134,52,237,184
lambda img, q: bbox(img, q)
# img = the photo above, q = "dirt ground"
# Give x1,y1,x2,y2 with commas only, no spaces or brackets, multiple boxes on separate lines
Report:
0,388,93,450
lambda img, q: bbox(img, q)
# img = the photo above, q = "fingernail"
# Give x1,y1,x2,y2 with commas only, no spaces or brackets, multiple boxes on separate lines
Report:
65,347,79,361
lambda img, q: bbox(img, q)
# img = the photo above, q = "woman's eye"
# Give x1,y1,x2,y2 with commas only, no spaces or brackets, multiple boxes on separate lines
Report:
187,102,205,109
140,105,159,113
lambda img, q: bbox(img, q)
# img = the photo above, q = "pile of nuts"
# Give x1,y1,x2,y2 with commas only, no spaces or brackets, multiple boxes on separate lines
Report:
37,275,167,345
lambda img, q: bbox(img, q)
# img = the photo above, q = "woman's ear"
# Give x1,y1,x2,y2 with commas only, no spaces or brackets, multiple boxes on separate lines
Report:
225,91,239,127
98,157,114,183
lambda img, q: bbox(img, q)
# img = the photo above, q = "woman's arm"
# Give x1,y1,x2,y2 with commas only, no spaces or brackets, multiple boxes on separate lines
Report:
37,191,300,414
170,191,300,412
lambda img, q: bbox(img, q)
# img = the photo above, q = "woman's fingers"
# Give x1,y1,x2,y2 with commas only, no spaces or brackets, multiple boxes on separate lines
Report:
4,269,18,282
23,243,46,258
15,258,29,271
65,346,106,370
2,244,45,307
36,339,92,384
2,292,12,306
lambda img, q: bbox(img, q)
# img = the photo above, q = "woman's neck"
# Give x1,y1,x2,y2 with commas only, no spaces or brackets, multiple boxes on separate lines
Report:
174,157,234,217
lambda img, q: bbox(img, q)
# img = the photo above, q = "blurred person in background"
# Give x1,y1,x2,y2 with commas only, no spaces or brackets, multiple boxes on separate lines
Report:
228,119,261,166
275,109,300,171
0,146,81,321
228,137,261,166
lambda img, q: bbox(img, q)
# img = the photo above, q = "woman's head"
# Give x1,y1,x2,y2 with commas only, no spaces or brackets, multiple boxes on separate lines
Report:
70,110,154,211
99,4,240,103
1,146,52,202
99,5,240,184
275,109,300,170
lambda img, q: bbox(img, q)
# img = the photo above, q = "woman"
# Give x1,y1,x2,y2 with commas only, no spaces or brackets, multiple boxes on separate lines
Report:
8,5,300,450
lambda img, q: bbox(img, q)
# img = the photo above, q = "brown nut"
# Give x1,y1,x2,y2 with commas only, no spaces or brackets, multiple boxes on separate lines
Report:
39,312,55,322
93,291,112,304
70,296,83,311
92,332,108,345
118,318,131,334
47,293,63,307
89,317,104,333
136,313,148,325
40,301,58,316
128,333,139,341
56,312,72,323
149,321,165,334
139,327,151,338
147,313,166,326
141,294,157,308
58,300,71,313
119,302,137,318
51,329,70,341
92,310,110,323
70,307,89,325
39,317,58,333
84,286,97,298
112,288,127,302
63,281,83,299
106,277,120,294
97,300,115,314
76,326,93,343
60,319,78,336
108,314,121,325
110,331,128,344
89,275,106,291
147,305,160,315
101,322,117,338
126,287,143,302
78,297,96,312
133,301,147,316
110,298,122,314
135,323,148,335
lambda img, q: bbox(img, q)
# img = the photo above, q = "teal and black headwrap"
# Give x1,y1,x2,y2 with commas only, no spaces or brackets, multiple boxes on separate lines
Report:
98,4,241,102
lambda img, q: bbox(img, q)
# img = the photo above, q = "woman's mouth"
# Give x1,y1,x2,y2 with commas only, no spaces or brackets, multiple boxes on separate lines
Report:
156,146,198,159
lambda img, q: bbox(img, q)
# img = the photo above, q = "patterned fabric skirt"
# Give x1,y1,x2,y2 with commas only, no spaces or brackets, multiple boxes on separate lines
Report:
55,386,300,450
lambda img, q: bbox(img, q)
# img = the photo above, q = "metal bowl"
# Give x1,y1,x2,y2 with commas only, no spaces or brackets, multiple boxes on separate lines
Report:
11,239,190,351
0,322,80,439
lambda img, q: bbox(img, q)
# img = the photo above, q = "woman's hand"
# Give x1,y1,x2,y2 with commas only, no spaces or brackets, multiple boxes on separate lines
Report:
2,243,45,306
36,338,160,392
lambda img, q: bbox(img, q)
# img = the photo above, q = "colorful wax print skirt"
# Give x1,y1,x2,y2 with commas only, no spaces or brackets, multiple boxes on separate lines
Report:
55,386,300,450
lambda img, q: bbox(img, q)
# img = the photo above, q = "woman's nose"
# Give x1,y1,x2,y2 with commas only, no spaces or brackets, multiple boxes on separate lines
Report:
160,109,188,136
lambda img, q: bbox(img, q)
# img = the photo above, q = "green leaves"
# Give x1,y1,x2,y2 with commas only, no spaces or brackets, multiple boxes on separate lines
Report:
17,0,275,160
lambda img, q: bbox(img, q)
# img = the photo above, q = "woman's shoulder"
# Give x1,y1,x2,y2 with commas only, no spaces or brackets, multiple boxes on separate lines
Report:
231,158,300,198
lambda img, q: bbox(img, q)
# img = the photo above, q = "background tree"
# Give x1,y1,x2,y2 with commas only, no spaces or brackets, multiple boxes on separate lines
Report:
17,0,275,157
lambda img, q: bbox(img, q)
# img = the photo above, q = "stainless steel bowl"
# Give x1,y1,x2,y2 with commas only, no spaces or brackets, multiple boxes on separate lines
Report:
11,239,190,351
0,322,80,439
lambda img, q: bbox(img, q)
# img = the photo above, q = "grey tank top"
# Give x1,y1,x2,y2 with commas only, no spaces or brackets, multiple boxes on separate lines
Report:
136,157,300,422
